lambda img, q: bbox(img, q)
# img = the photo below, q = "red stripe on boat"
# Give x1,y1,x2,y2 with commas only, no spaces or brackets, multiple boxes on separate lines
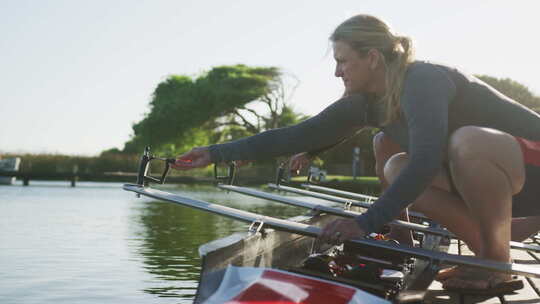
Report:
516,137,540,167
226,269,356,304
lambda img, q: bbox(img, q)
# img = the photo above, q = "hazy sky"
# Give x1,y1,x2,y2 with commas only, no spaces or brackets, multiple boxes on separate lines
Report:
1,1,539,155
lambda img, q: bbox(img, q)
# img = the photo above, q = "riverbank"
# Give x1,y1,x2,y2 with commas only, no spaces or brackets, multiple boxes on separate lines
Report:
0,169,382,194
1,152,381,191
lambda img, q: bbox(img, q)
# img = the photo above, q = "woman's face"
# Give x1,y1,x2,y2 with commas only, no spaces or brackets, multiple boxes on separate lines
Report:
333,41,380,95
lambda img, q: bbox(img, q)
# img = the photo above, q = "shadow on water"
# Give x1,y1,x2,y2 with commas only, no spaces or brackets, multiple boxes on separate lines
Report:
131,184,305,301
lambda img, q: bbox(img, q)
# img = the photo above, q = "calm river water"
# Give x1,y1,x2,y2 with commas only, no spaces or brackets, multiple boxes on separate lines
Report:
0,181,304,304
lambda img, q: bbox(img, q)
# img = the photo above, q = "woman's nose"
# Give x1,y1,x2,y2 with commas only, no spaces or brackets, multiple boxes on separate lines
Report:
335,65,342,77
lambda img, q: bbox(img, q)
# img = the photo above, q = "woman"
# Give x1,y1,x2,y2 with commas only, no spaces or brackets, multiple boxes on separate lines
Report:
172,14,540,294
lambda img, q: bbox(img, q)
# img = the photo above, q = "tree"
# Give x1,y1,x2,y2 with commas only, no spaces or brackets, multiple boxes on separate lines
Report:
214,73,307,142
476,75,540,111
122,65,305,154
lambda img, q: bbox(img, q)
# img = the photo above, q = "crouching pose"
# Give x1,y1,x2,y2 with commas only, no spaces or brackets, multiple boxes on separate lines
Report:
172,14,540,294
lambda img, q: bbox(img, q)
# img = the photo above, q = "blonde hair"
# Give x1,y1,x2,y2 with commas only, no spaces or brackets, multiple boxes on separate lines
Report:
330,15,414,124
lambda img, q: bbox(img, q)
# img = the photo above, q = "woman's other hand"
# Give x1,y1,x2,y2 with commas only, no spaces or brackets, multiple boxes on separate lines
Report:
172,147,211,170
289,152,311,175
318,218,366,245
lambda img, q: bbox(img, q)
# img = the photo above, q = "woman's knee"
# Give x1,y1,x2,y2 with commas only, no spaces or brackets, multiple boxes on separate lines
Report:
448,126,525,193
372,131,385,150
383,153,409,184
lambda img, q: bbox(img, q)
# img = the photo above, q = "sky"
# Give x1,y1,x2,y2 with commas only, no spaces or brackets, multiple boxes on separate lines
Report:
1,1,539,156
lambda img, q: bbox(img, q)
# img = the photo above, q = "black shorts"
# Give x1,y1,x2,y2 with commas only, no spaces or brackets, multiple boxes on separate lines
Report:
512,137,540,217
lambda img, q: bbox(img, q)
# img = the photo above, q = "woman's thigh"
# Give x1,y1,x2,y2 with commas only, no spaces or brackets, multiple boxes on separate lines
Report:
383,152,453,192
448,126,525,194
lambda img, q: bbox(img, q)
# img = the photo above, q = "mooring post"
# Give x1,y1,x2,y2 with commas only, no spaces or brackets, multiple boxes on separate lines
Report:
71,165,79,187
70,176,78,187
23,176,29,186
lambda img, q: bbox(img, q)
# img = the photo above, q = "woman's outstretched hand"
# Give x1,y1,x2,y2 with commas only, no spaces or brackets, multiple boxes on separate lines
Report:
318,218,366,245
289,152,311,175
172,147,211,170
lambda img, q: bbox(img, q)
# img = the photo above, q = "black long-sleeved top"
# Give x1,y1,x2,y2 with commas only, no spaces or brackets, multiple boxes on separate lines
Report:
209,61,540,233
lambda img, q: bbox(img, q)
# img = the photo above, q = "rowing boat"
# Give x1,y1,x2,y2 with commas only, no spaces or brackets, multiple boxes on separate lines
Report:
124,183,447,303
124,148,540,303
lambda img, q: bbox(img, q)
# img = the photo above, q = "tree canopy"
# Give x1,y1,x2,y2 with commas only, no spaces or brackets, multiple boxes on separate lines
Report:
476,75,540,111
123,65,304,154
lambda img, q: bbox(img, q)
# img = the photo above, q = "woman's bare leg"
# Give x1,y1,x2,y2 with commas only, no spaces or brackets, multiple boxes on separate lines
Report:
374,129,536,249
385,127,525,261
448,127,525,263
374,132,489,250
372,132,413,245
384,126,532,290
442,127,525,289
383,153,484,254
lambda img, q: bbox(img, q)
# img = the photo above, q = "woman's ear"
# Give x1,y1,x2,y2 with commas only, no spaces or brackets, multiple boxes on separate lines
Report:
367,49,381,71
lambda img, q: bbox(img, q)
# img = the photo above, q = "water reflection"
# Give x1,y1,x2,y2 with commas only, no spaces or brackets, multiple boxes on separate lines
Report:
131,185,305,301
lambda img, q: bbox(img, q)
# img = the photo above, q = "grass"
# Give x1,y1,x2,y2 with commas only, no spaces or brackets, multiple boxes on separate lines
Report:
291,175,380,184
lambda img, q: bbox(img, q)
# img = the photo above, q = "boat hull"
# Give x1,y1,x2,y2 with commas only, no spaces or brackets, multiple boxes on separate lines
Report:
202,266,391,304
195,212,448,303
196,213,339,303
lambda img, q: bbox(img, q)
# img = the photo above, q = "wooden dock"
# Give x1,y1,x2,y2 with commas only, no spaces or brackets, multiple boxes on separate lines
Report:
424,236,540,303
